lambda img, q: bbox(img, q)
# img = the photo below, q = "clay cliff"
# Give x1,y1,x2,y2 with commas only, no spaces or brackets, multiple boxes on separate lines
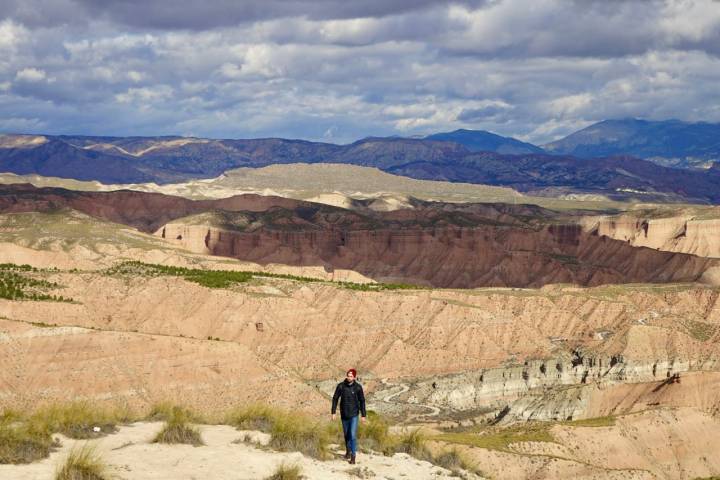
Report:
581,211,720,258
1,183,718,288
159,222,717,288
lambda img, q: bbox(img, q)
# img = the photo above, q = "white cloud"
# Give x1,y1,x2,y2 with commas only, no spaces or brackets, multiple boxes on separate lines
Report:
0,19,27,51
15,67,46,82
115,85,173,104
1,1,720,143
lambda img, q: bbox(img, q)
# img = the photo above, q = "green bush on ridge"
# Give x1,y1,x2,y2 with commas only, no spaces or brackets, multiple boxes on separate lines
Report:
105,260,421,292
0,267,73,303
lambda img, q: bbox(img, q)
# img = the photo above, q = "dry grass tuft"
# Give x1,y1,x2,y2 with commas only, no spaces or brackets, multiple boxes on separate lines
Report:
55,444,108,480
265,462,303,480
227,405,329,459
0,420,57,464
146,402,202,423
152,406,204,446
225,404,278,433
432,448,485,478
268,414,329,460
31,402,129,439
391,428,433,461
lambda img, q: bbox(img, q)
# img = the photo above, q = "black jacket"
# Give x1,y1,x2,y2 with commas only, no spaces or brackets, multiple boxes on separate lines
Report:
331,380,367,419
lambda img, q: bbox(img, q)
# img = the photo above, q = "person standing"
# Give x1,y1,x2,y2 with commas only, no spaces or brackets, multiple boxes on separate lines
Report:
331,368,367,464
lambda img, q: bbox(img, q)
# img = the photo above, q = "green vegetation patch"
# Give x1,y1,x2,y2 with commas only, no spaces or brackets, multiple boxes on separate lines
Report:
682,319,718,342
435,422,556,453
106,260,420,292
0,264,72,303
564,416,616,428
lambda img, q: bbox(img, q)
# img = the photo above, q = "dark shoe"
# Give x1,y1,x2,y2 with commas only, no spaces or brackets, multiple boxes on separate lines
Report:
350,454,356,464
344,449,350,459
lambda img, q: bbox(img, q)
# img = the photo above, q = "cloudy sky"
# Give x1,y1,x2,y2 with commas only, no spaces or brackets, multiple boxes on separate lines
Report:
1,0,720,143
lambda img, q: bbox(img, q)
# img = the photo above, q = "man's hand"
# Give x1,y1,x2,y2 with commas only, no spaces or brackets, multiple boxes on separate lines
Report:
331,414,336,421
361,416,366,423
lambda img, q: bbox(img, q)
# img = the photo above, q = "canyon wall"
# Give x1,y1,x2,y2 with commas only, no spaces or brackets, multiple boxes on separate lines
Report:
582,214,720,258
3,269,720,414
371,355,720,423
157,222,718,288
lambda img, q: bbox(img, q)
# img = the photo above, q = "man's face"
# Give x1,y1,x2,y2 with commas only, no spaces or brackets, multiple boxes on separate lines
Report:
346,371,355,382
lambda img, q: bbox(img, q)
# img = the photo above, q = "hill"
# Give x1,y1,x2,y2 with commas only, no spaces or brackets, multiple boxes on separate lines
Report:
544,118,720,169
426,129,543,155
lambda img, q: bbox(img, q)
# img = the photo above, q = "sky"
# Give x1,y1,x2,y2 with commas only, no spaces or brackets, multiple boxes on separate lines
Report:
1,0,720,144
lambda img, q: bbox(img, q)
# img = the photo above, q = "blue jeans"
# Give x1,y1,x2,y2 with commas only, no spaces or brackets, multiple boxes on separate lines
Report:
341,415,359,454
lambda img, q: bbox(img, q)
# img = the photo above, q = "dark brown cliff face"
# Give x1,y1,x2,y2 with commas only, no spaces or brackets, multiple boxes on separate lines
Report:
1,183,717,288
185,223,715,288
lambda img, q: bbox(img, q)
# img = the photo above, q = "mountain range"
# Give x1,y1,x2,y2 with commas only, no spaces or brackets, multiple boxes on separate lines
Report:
425,129,543,155
543,118,720,169
1,118,720,204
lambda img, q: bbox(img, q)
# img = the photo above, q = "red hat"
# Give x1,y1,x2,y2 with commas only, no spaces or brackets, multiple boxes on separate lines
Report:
347,368,357,377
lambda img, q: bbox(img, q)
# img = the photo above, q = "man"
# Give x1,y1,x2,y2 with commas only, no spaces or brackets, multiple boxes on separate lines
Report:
331,368,366,464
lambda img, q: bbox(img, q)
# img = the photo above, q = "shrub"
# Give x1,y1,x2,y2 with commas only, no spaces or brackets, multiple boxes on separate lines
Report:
391,428,433,461
0,421,56,464
153,422,203,446
151,404,204,447
55,444,108,480
358,412,392,454
146,402,201,423
265,462,303,480
31,402,122,439
152,406,204,446
431,448,484,478
225,404,280,433
268,414,329,460
227,404,330,459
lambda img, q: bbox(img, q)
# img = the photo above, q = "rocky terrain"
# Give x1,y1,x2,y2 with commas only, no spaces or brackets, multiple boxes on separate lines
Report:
1,163,720,479
2,249,720,417
2,183,718,288
581,209,720,258
0,199,719,478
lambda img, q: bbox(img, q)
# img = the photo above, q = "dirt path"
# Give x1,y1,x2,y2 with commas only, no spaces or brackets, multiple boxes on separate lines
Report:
376,378,441,421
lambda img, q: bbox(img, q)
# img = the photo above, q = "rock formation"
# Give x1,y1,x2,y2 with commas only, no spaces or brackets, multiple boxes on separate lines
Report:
1,183,718,288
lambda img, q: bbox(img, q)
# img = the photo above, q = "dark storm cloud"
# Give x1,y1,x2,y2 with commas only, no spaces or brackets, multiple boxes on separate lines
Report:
2,0,489,29
1,0,720,143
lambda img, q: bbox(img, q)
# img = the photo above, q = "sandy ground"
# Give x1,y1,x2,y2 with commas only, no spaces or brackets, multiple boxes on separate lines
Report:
0,422,474,480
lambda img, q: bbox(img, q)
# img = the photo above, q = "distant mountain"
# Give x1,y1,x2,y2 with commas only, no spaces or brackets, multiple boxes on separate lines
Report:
425,129,544,155
544,119,720,169
2,133,720,203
